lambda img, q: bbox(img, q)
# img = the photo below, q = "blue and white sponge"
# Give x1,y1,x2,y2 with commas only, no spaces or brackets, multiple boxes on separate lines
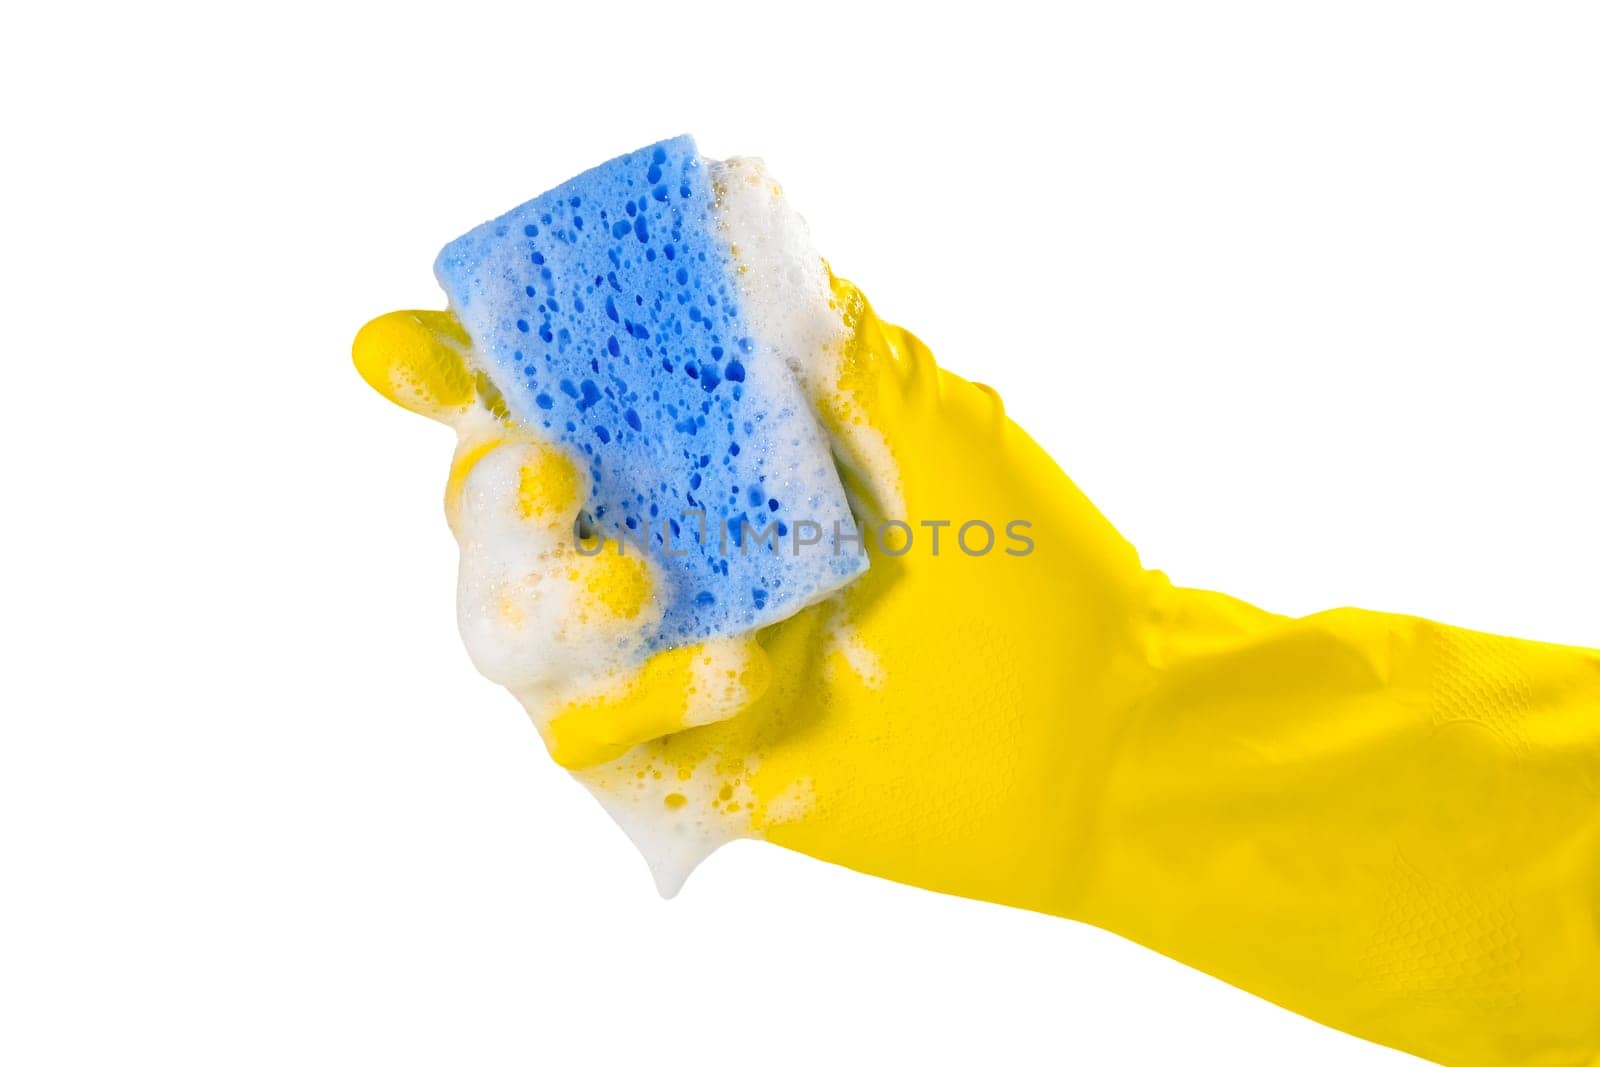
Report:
435,135,867,649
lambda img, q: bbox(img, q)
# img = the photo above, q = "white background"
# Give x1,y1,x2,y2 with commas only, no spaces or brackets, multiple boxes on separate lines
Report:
4,3,1597,1064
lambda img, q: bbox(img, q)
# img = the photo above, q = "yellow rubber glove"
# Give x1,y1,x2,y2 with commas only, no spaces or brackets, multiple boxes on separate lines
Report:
354,277,1600,1067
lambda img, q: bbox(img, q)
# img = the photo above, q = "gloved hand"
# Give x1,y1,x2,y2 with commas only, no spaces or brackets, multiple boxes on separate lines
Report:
355,276,1600,1067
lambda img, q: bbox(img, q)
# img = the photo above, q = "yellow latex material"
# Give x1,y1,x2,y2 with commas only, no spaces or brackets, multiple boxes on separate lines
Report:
355,280,1600,1067
353,310,477,422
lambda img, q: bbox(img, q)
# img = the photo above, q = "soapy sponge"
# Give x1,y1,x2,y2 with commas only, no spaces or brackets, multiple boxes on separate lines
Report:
435,135,866,649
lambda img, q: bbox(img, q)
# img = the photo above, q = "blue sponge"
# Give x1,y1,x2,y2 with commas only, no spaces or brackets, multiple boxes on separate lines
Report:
435,135,867,649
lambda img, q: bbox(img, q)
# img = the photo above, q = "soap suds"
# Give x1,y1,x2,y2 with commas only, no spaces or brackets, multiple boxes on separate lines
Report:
455,439,662,692
578,750,813,898
682,637,766,730
823,595,885,690
711,156,905,519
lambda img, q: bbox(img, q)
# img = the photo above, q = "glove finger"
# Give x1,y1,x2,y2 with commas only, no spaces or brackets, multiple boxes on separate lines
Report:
450,435,772,769
539,636,773,770
352,309,508,425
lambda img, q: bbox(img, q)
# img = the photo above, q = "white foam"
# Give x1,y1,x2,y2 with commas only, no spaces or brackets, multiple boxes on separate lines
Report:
823,595,885,689
711,156,905,519
454,440,662,693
